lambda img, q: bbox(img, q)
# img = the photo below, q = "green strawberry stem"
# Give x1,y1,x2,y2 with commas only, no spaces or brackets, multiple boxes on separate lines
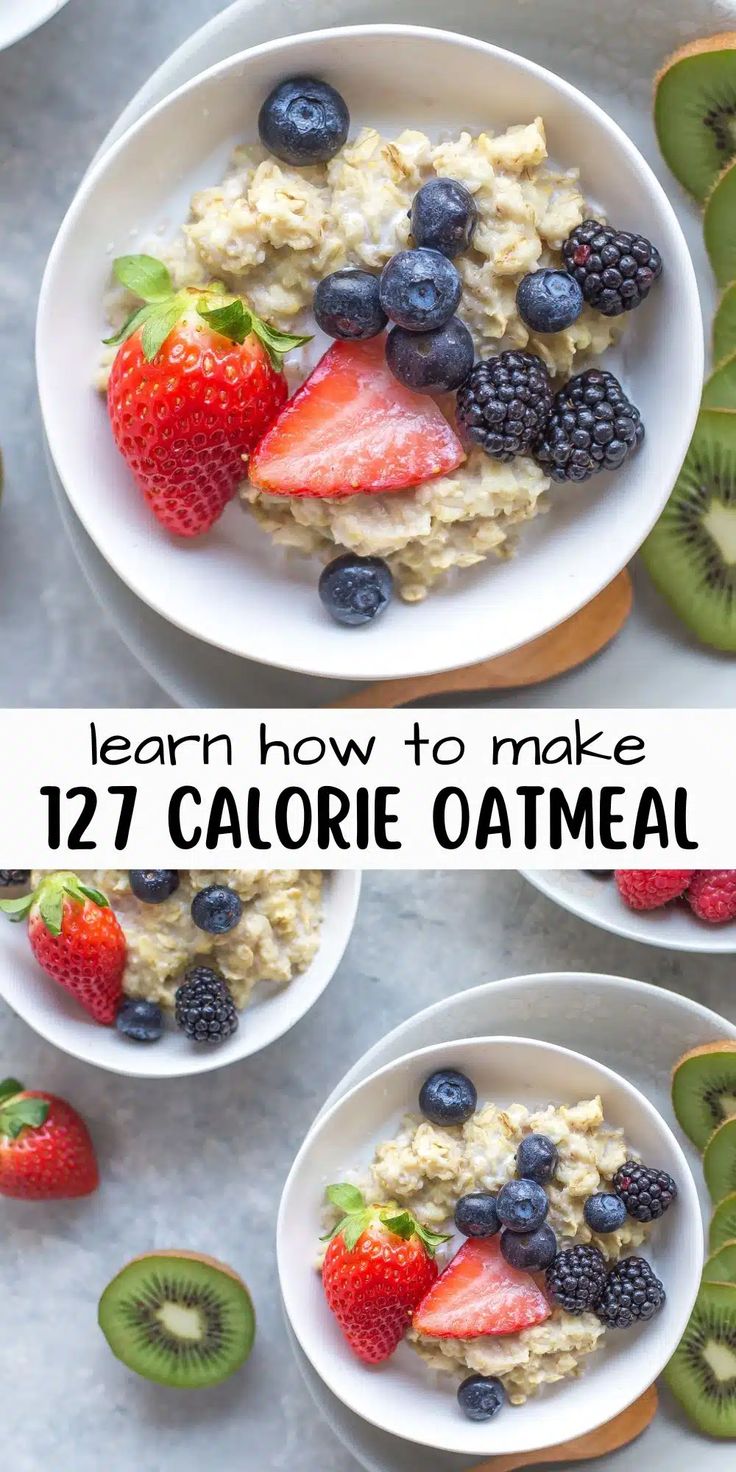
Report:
0,872,109,934
323,1184,450,1255
103,252,311,368
0,1080,49,1140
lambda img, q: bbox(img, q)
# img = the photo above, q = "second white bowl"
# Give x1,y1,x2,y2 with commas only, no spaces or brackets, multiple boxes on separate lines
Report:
523,870,736,954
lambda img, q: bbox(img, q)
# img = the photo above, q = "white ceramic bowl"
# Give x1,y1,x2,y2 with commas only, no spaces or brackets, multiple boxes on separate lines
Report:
0,0,69,51
0,870,360,1077
523,870,736,954
37,22,702,682
278,1033,702,1458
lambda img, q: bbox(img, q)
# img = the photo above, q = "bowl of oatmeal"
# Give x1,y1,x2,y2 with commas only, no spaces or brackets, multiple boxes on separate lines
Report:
37,23,701,680
0,869,360,1077
277,1035,701,1456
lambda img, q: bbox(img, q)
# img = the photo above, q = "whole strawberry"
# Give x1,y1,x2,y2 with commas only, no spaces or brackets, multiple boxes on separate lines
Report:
105,254,308,536
0,1077,99,1199
0,872,126,1024
615,870,694,911
321,1185,448,1364
687,870,736,924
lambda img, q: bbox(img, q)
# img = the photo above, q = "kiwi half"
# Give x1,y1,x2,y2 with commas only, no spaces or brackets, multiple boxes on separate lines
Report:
712,1194,736,1252
715,283,736,365
704,1242,736,1284
705,160,736,288
665,1280,736,1436
704,1118,736,1203
672,1043,736,1149
640,409,736,651
98,1250,255,1388
655,33,736,201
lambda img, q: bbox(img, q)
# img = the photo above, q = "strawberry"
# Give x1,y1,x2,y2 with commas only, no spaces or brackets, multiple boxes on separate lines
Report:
321,1185,449,1364
249,336,466,497
614,870,694,911
105,254,309,536
686,870,736,923
412,1235,550,1339
0,872,126,1024
0,1077,99,1199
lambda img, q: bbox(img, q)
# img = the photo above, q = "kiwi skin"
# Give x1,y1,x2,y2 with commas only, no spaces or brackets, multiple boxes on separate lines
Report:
672,1042,736,1150
703,1240,736,1284
665,1279,736,1436
98,1249,256,1389
640,409,736,653
711,1193,736,1252
655,33,736,201
704,1118,736,1204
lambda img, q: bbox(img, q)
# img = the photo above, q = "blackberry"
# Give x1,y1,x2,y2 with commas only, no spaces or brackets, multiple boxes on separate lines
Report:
612,1160,678,1222
456,352,553,462
533,369,644,483
546,1244,607,1314
174,966,238,1046
595,1257,666,1329
0,871,30,888
563,219,662,316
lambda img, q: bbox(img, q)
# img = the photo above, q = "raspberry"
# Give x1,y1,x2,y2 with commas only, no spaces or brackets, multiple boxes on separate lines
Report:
614,870,693,911
686,870,736,924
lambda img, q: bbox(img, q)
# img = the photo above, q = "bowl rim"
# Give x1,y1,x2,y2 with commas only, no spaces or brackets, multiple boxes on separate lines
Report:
277,1028,703,1456
0,0,70,52
36,21,704,682
0,869,361,1079
520,870,736,955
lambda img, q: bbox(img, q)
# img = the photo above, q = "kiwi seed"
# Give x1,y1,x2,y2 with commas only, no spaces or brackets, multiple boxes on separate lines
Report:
704,1117,736,1204
98,1250,255,1388
672,1042,736,1150
655,33,736,201
664,1279,736,1436
711,1193,736,1253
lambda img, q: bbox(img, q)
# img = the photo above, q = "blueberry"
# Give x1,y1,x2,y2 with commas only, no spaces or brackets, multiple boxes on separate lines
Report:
318,554,393,627
116,998,164,1043
516,269,584,333
128,871,180,904
379,249,461,332
190,884,243,934
500,1224,558,1271
583,1192,627,1234
496,1179,549,1233
386,319,474,394
314,270,387,340
454,1192,500,1238
258,76,349,166
457,1374,506,1422
419,1069,477,1126
410,177,478,259
516,1134,559,1185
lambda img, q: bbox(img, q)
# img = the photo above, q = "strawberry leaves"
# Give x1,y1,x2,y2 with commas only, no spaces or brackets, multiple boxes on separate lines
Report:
0,1081,49,1141
113,255,175,302
0,873,109,933
323,1184,450,1256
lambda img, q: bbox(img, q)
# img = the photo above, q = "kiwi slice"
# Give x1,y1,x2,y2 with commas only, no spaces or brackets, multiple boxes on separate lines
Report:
704,1241,736,1284
655,33,736,201
715,284,736,365
712,1194,736,1252
98,1250,255,1388
705,160,736,288
672,1043,736,1149
665,1280,736,1435
640,409,736,651
705,1118,736,1203
703,356,736,411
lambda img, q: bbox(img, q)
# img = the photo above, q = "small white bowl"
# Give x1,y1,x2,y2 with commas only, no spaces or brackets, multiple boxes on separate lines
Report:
0,871,360,1078
37,23,702,682
0,0,70,51
522,870,736,954
277,1034,702,1459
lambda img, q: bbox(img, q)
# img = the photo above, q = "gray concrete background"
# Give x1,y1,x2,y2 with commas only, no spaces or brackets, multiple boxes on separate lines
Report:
3,869,736,1471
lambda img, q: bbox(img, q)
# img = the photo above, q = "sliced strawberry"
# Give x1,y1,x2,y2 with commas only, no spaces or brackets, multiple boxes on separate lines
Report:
412,1236,550,1339
249,337,465,498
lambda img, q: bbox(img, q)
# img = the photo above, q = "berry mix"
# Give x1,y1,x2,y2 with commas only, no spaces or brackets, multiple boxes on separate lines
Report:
101,75,663,626
320,1067,675,1420
592,869,736,925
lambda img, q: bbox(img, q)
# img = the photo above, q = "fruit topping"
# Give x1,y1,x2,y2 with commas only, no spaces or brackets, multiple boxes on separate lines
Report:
410,177,478,259
562,221,662,316
321,1185,447,1364
116,998,164,1044
418,1068,477,1126
533,369,644,483
98,1250,255,1387
496,1179,549,1233
673,1043,736,1151
546,1244,607,1313
412,1234,550,1339
128,870,180,903
190,884,243,934
454,1192,500,1239
703,1118,736,1203
386,318,474,394
516,1133,559,1185
248,337,465,498
456,352,553,462
686,871,736,924
258,76,350,166
314,268,387,341
174,966,239,1045
614,869,693,911
516,269,584,333
595,1257,665,1328
655,34,736,201
0,1077,99,1200
0,870,30,889
318,554,393,626
457,1373,506,1422
583,1192,627,1234
379,248,461,332
665,1278,736,1436
612,1161,678,1222
1,871,126,1025
500,1224,558,1272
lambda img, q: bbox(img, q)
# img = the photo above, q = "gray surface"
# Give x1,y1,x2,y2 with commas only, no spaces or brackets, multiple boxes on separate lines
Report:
3,869,736,1470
